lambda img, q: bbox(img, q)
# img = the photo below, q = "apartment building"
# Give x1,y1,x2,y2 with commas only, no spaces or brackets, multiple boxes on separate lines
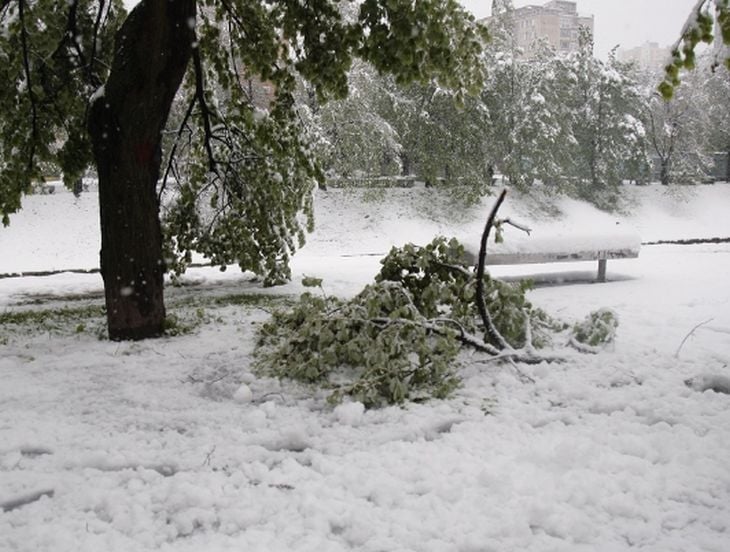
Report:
617,42,670,72
485,0,594,56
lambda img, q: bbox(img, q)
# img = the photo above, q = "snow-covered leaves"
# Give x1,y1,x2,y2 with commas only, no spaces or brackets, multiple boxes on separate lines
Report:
570,308,618,353
554,38,650,205
643,79,712,186
660,0,730,99
255,236,561,407
479,30,649,207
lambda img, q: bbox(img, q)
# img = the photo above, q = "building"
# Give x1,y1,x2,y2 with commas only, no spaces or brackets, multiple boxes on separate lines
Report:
484,0,594,57
617,42,670,72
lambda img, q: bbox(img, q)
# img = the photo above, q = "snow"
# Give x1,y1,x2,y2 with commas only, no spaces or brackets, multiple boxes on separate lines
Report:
89,85,106,105
233,384,254,404
1,184,730,551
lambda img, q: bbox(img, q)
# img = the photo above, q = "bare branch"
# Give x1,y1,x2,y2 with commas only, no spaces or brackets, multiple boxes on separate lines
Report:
226,18,254,105
65,0,88,69
568,336,601,355
675,318,714,358
433,261,474,278
0,0,12,18
159,94,197,203
475,189,512,350
192,45,218,174
499,217,531,235
89,0,107,84
365,316,555,363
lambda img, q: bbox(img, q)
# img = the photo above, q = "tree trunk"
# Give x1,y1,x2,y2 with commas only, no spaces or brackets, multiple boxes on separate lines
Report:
87,0,195,340
660,160,670,186
726,145,730,183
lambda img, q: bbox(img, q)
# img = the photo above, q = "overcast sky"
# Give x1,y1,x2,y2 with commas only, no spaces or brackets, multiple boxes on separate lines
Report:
458,0,698,59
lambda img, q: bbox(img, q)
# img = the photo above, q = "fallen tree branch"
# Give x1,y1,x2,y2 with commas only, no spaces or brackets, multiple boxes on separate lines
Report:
433,261,474,278
568,336,602,355
358,316,559,364
475,189,511,350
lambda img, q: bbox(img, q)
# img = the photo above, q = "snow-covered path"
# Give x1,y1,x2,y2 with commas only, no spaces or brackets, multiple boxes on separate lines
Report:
1,186,729,551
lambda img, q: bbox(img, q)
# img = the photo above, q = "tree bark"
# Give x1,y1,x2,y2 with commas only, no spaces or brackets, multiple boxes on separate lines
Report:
88,0,195,340
660,160,670,186
475,188,510,351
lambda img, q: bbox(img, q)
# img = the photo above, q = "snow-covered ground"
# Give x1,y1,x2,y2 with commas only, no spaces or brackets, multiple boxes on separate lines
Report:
1,184,729,551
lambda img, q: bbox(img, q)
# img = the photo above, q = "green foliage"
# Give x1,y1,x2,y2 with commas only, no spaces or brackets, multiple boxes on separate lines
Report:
384,82,493,202
557,32,648,208
296,60,404,181
256,285,461,407
661,0,730,99
357,0,489,103
255,236,558,407
0,0,125,225
475,25,648,202
0,304,106,341
161,79,318,287
376,236,554,346
571,308,618,347
157,0,489,284
301,275,324,288
480,36,567,192
297,59,493,201
162,308,212,337
1,0,488,285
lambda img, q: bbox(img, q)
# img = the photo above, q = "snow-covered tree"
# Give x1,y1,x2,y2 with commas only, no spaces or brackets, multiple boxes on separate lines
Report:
559,32,648,207
704,61,730,180
297,61,402,182
381,80,491,200
0,0,487,340
481,39,567,190
643,79,711,185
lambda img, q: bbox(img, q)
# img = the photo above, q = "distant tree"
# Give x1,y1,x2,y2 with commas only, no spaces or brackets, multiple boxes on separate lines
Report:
643,80,711,185
297,60,402,182
560,33,648,207
481,39,567,190
382,80,492,200
0,0,487,340
704,59,730,180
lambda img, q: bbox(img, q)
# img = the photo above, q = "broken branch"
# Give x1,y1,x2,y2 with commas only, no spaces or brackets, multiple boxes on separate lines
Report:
475,189,511,350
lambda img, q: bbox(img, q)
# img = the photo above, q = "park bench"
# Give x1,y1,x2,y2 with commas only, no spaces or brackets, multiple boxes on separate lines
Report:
462,226,641,283
484,247,639,282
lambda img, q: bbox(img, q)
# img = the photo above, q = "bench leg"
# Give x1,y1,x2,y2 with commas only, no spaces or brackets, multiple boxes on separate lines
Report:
597,259,607,282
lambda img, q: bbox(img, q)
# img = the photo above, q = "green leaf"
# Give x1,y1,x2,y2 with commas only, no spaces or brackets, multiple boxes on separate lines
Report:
302,275,324,288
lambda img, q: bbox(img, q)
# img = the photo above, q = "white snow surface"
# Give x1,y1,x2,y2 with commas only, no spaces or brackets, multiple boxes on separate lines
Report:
1,184,730,551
